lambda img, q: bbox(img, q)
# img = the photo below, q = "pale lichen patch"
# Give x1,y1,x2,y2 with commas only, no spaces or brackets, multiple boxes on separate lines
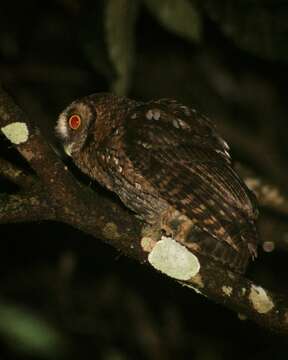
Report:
30,197,40,206
135,182,142,190
148,236,200,281
102,222,120,240
4,167,22,179
141,236,156,252
249,285,274,314
1,122,29,145
222,285,233,297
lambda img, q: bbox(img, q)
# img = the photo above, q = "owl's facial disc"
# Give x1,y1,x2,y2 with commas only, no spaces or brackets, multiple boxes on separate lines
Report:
63,114,82,155
56,101,95,156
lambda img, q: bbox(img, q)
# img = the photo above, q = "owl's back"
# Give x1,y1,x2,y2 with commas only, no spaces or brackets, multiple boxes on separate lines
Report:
119,99,259,272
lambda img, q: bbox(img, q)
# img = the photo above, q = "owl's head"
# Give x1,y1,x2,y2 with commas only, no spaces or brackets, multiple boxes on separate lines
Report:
56,93,136,156
55,97,97,157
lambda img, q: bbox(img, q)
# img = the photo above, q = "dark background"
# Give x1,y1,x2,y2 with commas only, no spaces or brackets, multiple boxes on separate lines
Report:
0,1,288,359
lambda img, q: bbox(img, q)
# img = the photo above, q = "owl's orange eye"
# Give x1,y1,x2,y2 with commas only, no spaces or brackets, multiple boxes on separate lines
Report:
68,114,81,130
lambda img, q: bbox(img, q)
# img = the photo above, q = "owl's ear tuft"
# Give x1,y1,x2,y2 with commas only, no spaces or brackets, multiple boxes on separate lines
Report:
68,114,81,130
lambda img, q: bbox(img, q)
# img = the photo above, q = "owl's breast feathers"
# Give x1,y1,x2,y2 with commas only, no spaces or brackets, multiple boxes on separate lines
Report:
117,98,259,273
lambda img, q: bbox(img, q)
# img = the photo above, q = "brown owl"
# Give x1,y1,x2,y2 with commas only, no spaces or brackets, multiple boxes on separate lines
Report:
56,93,259,273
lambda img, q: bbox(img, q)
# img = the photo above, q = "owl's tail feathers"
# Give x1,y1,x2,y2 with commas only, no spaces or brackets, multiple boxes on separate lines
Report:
185,227,257,274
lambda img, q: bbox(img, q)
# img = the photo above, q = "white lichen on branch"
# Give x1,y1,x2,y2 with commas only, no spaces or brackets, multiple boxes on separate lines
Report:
222,285,233,297
141,236,157,252
249,285,274,314
148,236,200,280
1,122,29,145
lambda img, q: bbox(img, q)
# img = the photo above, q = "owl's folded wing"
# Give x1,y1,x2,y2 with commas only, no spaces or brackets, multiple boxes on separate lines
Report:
124,102,258,266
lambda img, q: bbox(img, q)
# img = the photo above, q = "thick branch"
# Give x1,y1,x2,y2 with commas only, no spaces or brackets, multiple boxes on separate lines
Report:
0,192,54,223
246,178,288,216
0,157,36,188
1,86,288,335
238,164,288,217
220,122,288,188
184,255,288,334
237,165,288,252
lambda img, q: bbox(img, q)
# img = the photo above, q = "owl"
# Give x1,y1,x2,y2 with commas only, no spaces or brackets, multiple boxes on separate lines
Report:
56,93,259,273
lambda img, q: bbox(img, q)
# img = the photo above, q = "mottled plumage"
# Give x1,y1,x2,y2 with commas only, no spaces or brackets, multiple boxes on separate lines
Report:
56,93,259,273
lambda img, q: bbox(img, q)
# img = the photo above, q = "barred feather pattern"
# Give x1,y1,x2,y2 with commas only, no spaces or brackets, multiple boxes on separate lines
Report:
123,100,259,272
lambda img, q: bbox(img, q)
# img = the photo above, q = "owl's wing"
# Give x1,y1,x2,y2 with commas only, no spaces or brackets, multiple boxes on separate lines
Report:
124,100,258,263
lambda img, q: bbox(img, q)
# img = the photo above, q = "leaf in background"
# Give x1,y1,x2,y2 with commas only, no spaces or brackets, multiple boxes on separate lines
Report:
200,0,288,61
0,302,65,358
82,3,113,81
105,0,140,95
144,0,202,42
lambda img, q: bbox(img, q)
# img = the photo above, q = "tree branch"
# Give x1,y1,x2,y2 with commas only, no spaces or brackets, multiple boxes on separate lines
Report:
0,157,36,188
220,122,288,188
183,255,288,335
1,86,288,335
239,164,288,217
0,192,54,223
236,164,288,252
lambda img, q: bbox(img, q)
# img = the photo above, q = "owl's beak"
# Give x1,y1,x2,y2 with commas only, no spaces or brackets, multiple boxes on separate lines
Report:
64,143,73,157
